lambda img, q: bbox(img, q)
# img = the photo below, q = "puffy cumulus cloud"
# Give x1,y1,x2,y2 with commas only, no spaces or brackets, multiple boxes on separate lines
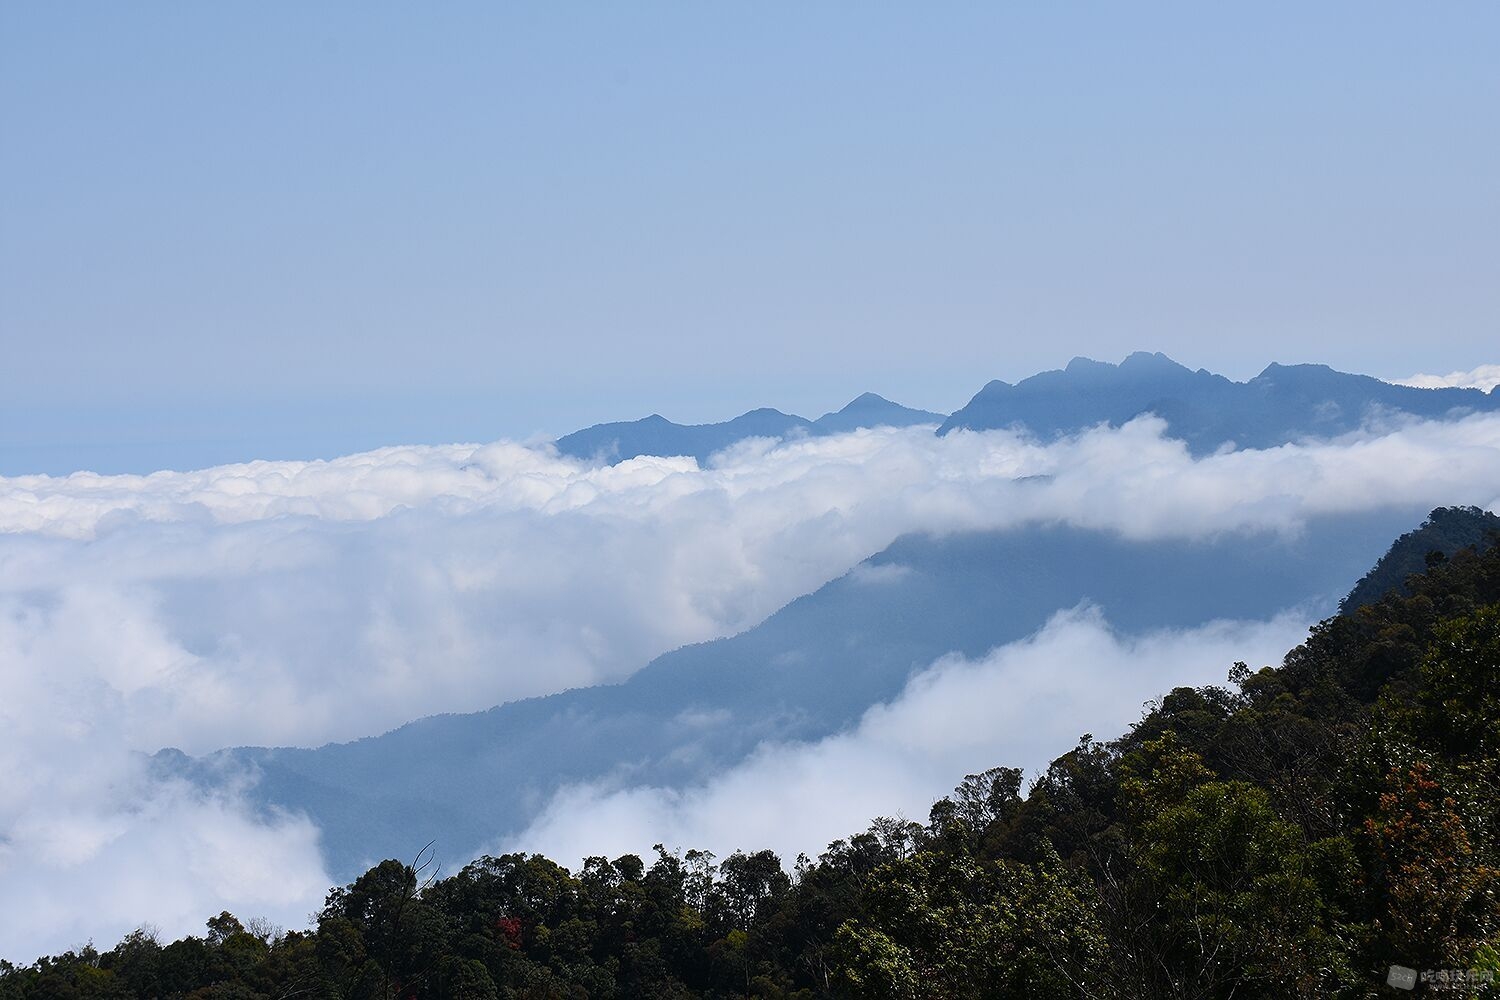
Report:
1396,364,1500,392
1015,412,1500,539
4,415,1500,960
0,443,702,540
502,608,1313,867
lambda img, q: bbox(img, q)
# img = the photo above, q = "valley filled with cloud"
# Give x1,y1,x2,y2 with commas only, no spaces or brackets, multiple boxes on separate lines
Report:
502,607,1313,867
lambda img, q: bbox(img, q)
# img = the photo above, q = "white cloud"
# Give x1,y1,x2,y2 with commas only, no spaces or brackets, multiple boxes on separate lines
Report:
502,608,1312,866
0,777,329,964
3,415,1500,961
0,588,330,960
1395,364,1500,392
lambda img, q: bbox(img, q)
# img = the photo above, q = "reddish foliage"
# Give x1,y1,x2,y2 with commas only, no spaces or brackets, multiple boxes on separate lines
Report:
495,915,523,950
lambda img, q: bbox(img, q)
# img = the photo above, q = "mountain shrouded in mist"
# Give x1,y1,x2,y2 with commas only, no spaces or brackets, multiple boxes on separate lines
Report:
177,508,1432,880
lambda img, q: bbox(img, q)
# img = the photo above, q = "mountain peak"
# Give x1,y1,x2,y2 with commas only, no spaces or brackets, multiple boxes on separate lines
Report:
813,394,946,434
736,407,798,420
1120,350,1191,373
1054,352,1193,382
1064,356,1113,375
840,392,893,410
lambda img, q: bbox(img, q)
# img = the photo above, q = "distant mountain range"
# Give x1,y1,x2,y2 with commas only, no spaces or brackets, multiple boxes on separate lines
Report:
939,352,1500,454
554,393,944,464
555,353,1500,464
160,503,1496,880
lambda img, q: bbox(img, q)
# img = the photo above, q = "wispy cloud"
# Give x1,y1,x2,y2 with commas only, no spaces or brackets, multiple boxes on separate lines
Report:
0,585,329,958
0,776,328,965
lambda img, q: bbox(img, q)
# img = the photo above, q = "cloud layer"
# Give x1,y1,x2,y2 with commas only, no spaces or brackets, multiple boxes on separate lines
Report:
4,414,1500,959
1396,364,1500,392
0,776,329,965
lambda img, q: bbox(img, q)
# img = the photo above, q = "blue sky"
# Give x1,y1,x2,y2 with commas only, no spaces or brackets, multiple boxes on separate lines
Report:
3,3,1497,474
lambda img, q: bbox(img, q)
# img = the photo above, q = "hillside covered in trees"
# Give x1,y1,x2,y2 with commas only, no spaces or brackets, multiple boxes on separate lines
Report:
4,510,1499,999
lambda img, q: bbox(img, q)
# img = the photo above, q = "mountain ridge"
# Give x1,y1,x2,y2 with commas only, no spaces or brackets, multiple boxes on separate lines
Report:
938,352,1500,453
1340,505,1500,613
553,354,1498,466
554,393,945,465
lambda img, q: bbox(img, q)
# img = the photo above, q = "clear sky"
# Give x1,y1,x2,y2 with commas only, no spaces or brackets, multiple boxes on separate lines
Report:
3,3,1497,475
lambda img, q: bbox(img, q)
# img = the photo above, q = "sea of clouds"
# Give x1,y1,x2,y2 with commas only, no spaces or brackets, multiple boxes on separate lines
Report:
4,413,1500,959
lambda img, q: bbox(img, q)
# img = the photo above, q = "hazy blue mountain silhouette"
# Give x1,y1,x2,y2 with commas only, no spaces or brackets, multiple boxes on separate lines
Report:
811,392,945,434
938,352,1500,453
164,504,1444,879
554,394,944,464
554,356,1497,465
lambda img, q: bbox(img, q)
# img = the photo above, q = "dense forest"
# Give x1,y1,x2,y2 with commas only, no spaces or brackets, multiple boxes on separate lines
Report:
4,510,1499,999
